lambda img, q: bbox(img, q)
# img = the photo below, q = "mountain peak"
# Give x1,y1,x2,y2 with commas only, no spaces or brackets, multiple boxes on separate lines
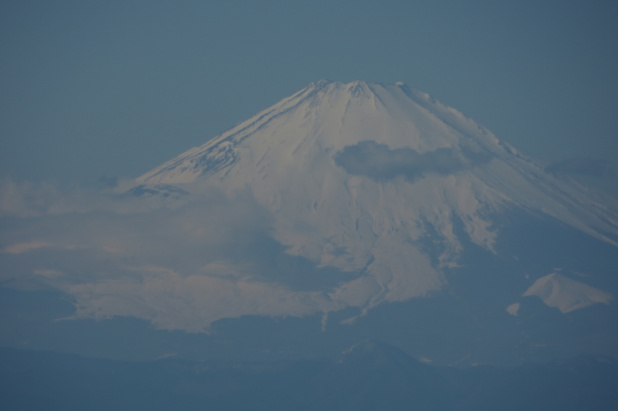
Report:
137,79,503,185
129,80,618,330
304,79,400,99
307,79,371,88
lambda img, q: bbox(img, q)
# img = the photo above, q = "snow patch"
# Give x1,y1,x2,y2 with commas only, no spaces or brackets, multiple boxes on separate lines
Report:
506,302,520,316
522,273,612,313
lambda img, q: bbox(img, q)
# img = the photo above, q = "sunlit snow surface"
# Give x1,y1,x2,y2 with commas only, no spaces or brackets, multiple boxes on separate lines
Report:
522,273,612,313
4,81,617,332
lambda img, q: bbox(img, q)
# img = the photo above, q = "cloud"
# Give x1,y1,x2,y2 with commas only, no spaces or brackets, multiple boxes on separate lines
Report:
0,179,365,331
3,241,52,254
0,172,445,332
62,266,341,332
0,178,172,217
333,141,486,182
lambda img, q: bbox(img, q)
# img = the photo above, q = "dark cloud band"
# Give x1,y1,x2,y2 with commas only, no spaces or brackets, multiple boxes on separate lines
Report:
334,141,483,182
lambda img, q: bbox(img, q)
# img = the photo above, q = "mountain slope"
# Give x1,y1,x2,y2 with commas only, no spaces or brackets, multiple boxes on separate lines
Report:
133,80,618,321
4,81,616,366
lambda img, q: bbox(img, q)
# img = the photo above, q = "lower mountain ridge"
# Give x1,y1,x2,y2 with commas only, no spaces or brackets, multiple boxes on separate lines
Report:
2,344,617,411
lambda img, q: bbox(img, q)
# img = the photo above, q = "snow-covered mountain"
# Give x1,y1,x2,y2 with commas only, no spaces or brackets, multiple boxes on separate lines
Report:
5,80,615,366
133,80,618,325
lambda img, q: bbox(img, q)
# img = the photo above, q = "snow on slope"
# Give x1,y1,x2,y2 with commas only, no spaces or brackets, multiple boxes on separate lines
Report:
137,81,617,244
132,81,618,323
522,273,612,313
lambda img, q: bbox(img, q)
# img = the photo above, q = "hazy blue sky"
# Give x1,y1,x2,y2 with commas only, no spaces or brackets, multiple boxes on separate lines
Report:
2,0,617,184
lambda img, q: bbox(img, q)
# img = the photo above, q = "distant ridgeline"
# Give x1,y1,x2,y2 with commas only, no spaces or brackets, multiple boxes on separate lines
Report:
2,344,617,411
